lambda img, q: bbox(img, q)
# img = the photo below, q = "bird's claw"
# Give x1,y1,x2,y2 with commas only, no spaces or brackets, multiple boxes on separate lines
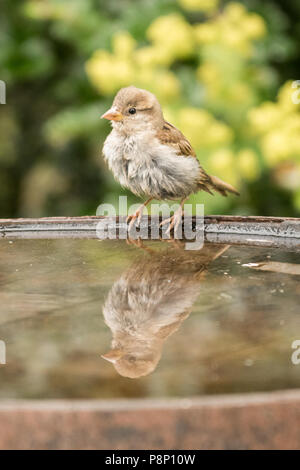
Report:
160,211,183,235
127,208,143,230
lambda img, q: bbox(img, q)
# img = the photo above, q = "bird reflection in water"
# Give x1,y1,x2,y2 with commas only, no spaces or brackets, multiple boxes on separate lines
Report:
101,242,228,378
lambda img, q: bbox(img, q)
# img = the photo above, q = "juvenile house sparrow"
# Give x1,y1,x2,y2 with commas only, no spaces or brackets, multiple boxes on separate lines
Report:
101,243,229,378
102,86,239,231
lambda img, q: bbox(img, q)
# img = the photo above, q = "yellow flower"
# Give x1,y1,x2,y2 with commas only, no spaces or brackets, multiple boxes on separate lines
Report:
198,3,267,56
154,71,181,101
226,83,254,106
179,0,219,13
135,68,156,90
260,114,300,166
209,149,239,186
147,14,195,61
278,80,300,111
208,122,233,145
85,50,134,95
24,1,74,21
112,32,136,58
210,148,234,169
194,23,218,44
224,2,247,22
247,80,300,168
220,20,253,56
134,46,171,67
197,63,219,85
135,70,180,102
242,13,266,39
262,131,291,165
178,108,233,148
162,106,177,125
222,24,245,47
134,47,156,67
283,114,300,134
237,149,260,181
248,102,284,134
178,108,211,148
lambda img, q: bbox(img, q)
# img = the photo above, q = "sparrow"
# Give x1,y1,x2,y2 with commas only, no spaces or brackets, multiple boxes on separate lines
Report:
101,86,239,232
101,243,229,378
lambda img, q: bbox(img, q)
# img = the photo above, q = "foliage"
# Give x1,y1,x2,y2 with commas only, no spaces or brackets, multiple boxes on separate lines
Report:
0,0,299,217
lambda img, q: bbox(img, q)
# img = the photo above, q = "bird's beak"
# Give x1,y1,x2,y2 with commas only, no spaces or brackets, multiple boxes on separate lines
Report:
101,107,123,121
101,349,123,364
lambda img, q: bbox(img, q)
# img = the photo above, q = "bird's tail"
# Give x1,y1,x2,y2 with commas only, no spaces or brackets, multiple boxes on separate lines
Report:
208,175,240,197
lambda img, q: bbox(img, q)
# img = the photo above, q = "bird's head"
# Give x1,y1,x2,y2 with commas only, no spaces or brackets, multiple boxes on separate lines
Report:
101,344,161,379
101,86,163,134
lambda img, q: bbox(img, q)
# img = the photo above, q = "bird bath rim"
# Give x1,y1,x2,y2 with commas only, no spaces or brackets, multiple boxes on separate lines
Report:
0,215,299,249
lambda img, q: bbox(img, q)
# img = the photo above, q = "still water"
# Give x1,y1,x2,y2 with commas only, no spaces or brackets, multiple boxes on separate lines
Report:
0,239,299,399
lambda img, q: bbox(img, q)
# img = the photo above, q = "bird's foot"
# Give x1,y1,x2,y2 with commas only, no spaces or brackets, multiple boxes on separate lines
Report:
126,205,145,230
160,208,183,235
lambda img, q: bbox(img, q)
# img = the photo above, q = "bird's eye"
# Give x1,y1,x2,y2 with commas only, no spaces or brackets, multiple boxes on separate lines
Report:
127,355,136,363
128,107,136,115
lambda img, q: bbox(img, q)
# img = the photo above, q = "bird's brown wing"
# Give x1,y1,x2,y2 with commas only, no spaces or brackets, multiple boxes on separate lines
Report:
156,121,239,197
156,121,215,194
156,121,197,158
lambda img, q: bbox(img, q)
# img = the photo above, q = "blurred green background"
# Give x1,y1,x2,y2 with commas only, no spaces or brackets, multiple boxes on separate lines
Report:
0,0,299,218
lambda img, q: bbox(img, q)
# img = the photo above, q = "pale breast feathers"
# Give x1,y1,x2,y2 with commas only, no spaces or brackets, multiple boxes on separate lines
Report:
102,122,203,199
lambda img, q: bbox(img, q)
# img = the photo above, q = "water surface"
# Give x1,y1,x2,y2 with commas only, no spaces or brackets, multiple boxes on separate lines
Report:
0,239,299,399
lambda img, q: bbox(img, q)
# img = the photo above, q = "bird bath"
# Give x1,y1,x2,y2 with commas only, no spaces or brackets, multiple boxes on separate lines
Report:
0,216,299,449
